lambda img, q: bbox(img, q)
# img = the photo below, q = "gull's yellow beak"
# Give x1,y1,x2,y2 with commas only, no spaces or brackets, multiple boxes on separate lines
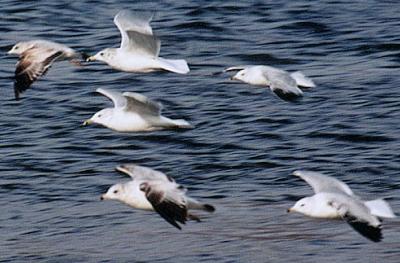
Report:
86,56,96,62
82,119,92,126
287,207,293,213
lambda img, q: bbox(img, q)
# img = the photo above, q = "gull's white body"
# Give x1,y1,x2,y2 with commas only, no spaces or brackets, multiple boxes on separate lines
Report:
85,88,191,132
101,164,215,229
113,180,153,210
226,65,315,101
88,10,189,74
289,170,396,242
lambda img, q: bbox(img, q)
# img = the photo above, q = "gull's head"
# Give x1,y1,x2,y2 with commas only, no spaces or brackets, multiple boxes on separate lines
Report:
101,183,124,201
231,66,267,86
83,108,113,127
287,197,313,215
8,41,32,55
86,48,116,62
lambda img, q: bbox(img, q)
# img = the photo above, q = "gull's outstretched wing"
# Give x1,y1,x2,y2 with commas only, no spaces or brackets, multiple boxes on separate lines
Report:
140,180,188,229
116,164,175,183
330,199,382,242
293,170,354,196
96,88,127,108
224,66,248,72
122,91,163,116
14,47,63,100
114,10,160,57
264,69,303,101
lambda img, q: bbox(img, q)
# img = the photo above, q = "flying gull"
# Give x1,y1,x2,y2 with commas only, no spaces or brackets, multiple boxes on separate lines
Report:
225,65,315,101
101,164,215,229
288,170,396,242
8,40,88,100
83,88,192,132
87,10,190,74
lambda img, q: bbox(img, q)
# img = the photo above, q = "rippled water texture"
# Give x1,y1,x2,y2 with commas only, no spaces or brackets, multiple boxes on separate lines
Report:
1,1,400,262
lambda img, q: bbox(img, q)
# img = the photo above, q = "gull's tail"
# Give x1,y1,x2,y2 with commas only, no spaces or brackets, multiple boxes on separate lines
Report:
290,71,316,88
170,119,193,129
157,57,190,74
187,197,215,212
365,199,396,218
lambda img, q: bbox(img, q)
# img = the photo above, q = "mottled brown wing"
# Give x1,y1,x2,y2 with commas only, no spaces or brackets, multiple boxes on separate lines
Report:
14,48,63,100
140,182,187,230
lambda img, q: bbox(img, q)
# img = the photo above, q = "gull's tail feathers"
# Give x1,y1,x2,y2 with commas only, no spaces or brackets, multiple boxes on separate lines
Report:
170,119,193,129
290,71,316,88
365,199,396,219
157,57,190,74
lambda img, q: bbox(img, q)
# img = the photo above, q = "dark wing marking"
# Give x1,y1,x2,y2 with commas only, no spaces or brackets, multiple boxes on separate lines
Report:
140,182,187,230
14,49,63,100
343,212,382,242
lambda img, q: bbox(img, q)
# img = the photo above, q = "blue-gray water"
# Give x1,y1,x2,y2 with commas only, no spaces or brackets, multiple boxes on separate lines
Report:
1,1,399,262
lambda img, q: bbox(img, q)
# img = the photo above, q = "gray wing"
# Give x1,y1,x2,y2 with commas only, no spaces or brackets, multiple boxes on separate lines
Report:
140,180,188,230
264,69,303,101
224,66,249,72
116,164,175,183
329,198,382,242
114,10,160,56
293,170,354,196
96,88,127,108
122,91,163,116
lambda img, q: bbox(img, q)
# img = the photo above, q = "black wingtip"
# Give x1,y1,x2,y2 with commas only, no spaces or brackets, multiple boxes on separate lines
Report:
348,221,383,242
81,52,91,61
203,204,216,213
273,89,303,102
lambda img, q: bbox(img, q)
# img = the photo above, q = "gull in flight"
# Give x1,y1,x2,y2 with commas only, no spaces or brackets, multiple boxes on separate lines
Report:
225,65,315,101
87,10,190,74
101,164,215,229
288,170,396,242
83,88,192,132
8,40,87,100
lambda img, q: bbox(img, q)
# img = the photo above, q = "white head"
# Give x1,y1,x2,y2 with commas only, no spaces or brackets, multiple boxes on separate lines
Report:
288,197,314,215
83,108,114,127
288,195,339,219
8,41,34,55
87,48,117,63
231,66,268,86
101,183,125,201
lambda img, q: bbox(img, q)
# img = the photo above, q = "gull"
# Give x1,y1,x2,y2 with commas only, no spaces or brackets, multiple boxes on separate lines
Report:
288,170,396,242
101,164,215,229
87,10,190,74
7,40,87,100
225,65,315,101
83,88,192,132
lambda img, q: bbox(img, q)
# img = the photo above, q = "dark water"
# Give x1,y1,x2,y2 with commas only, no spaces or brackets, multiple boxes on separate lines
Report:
1,1,400,262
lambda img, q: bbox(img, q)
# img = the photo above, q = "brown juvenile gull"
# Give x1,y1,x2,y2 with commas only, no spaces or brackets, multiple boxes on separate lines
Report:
288,170,396,242
86,10,190,74
101,164,215,229
225,65,316,101
8,40,88,100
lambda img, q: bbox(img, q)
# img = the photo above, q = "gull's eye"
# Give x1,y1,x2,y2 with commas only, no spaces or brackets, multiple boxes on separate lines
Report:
15,46,19,50
300,203,305,207
113,190,118,194
100,52,104,56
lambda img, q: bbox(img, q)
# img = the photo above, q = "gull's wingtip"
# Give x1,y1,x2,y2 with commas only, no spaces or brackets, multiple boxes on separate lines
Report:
292,170,303,177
